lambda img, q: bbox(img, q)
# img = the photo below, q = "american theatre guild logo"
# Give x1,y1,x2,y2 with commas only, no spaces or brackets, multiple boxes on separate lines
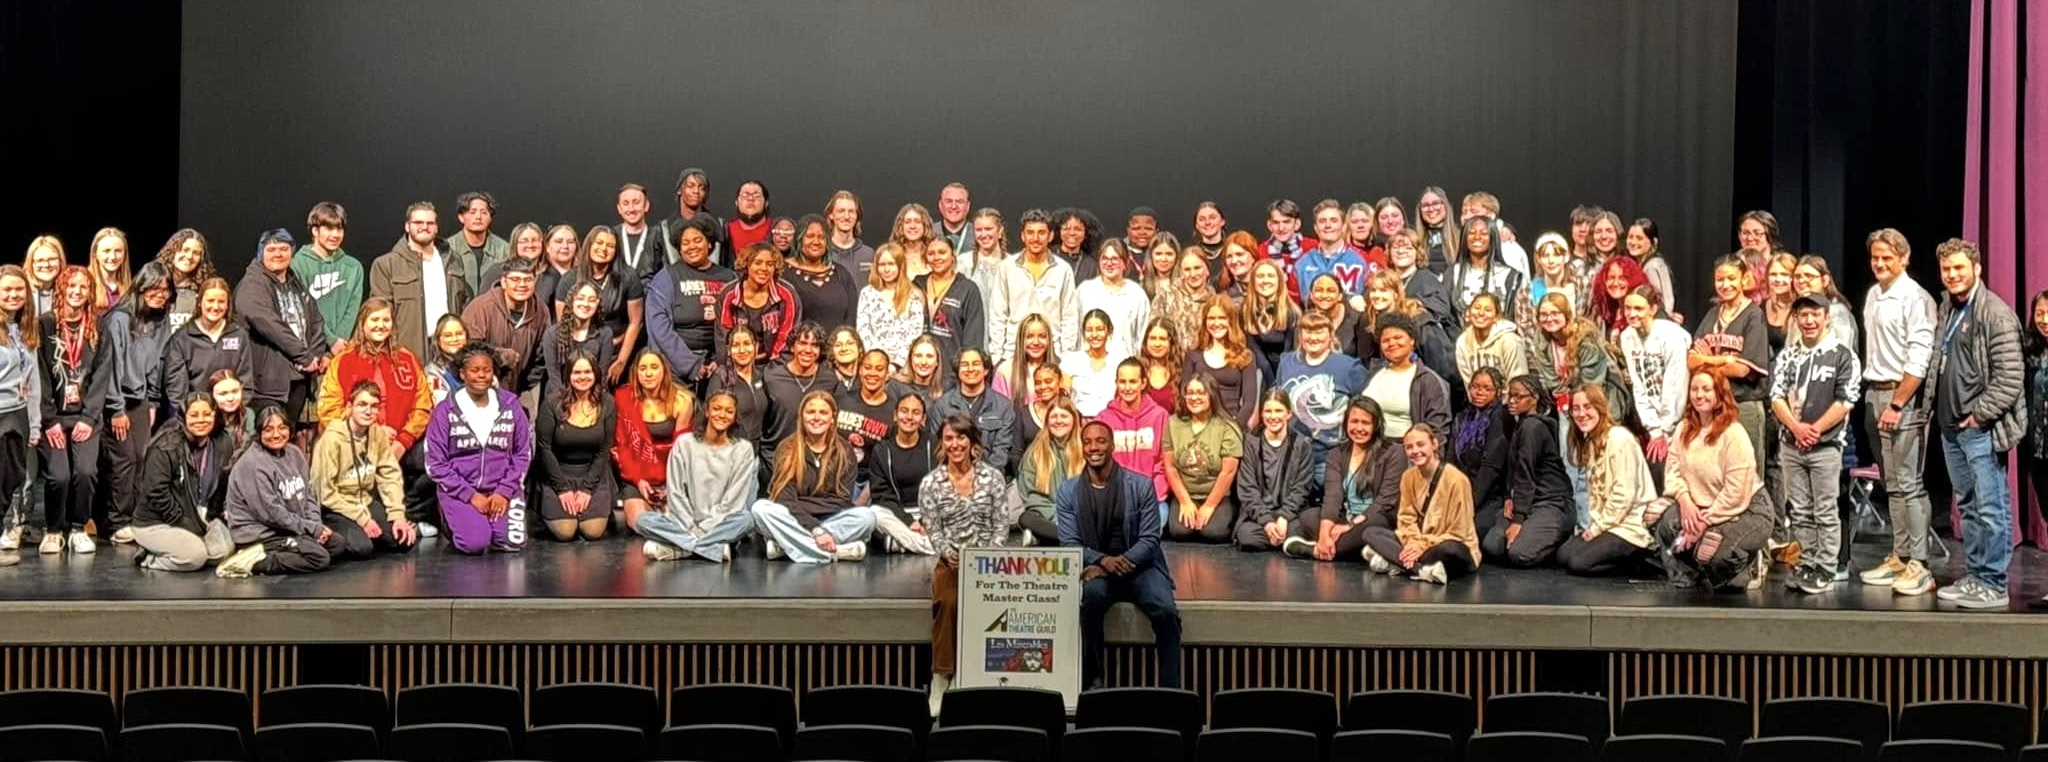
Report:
983,609,1057,679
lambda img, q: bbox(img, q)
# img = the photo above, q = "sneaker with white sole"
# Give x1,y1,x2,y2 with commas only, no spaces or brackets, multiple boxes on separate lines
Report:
642,540,687,562
112,526,136,545
1793,566,1835,595
834,541,868,562
1744,551,1768,590
1891,559,1933,596
1936,577,1979,602
417,522,439,539
216,543,267,578
928,673,951,718
1415,561,1448,585
1860,554,1907,585
1947,581,2009,610
1281,537,1315,559
763,539,785,560
1362,547,1392,574
38,533,64,555
1018,529,1038,547
0,526,20,551
68,530,95,554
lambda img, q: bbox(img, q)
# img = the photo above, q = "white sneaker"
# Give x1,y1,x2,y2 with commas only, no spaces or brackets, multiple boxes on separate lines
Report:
928,673,951,718
1416,561,1448,585
763,539,785,560
68,531,95,554
417,522,439,539
0,526,20,550
1745,551,1768,590
112,526,136,545
642,540,687,562
835,541,869,562
1362,547,1392,574
1018,529,1038,547
37,532,63,555
216,543,267,578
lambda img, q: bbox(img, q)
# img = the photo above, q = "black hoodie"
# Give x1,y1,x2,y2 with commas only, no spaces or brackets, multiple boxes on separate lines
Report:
1506,410,1571,520
234,258,329,403
135,424,232,534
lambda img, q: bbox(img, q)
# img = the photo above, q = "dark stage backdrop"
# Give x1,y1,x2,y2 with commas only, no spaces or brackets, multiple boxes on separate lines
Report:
181,0,1737,310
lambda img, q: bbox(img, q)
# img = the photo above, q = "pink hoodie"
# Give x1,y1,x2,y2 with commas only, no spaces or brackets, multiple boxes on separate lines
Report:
1096,395,1170,500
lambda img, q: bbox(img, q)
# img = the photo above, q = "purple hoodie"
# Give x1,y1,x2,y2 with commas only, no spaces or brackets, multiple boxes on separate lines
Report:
425,387,532,504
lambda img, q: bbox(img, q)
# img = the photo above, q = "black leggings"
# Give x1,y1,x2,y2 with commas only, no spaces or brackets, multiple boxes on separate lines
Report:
1480,505,1570,567
0,411,28,532
1556,531,1653,576
251,532,342,575
41,415,100,532
102,401,151,533
323,502,418,559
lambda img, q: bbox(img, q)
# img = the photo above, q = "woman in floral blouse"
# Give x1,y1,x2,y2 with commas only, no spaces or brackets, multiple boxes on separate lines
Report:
918,413,1010,716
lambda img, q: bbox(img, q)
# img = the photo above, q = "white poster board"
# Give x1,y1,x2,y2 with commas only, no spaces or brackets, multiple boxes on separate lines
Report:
955,546,1084,710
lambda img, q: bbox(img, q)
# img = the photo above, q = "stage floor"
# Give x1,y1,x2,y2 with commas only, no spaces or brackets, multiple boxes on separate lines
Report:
1,532,2042,611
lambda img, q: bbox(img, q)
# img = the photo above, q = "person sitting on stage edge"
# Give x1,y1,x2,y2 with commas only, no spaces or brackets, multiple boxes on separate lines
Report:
1647,371,1773,590
1233,389,1315,552
425,342,534,556
1291,396,1405,561
535,352,618,543
1016,395,1085,546
131,392,235,572
642,390,759,563
1556,385,1656,577
311,381,418,559
1361,424,1479,583
1483,375,1573,567
218,406,344,577
1162,372,1242,543
750,390,877,562
1062,420,1182,690
921,414,1011,715
863,393,938,556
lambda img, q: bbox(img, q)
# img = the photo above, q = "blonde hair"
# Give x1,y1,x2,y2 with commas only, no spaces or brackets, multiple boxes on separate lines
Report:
1026,394,1086,495
1239,259,1294,336
22,236,64,288
870,243,914,315
768,391,854,499
87,227,132,311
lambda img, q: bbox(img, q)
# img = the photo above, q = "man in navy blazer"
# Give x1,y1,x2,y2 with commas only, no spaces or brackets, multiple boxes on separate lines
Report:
1059,420,1183,688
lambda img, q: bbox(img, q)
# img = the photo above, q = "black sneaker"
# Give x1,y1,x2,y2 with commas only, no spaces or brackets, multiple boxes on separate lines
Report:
1281,537,1315,559
1793,567,1835,595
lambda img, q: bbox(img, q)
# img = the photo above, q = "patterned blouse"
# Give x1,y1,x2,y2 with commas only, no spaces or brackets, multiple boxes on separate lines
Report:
857,286,928,370
917,462,1010,562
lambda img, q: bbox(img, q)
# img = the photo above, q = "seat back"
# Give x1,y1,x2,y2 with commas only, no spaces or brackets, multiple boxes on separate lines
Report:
254,722,382,762
522,723,646,762
528,683,661,738
260,685,391,736
1486,693,1610,752
657,723,783,762
1742,736,1869,762
801,686,930,747
1879,739,2009,762
1760,698,1889,755
1195,727,1320,762
939,687,1066,745
0,723,110,762
792,723,917,762
1619,696,1750,750
388,722,515,762
1469,731,1595,762
1333,729,1455,762
928,725,1052,762
1075,688,1200,757
1896,701,2029,752
0,689,119,740
1209,688,1337,741
123,686,253,742
394,684,523,739
1344,690,1477,745
669,683,796,748
1604,734,1730,762
1060,726,1184,762
121,722,247,762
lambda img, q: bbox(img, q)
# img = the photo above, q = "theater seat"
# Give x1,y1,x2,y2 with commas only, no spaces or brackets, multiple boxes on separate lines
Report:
1195,727,1319,762
1879,739,2007,762
791,723,916,762
388,722,514,762
394,684,523,742
0,722,110,762
1741,736,1867,762
1485,693,1610,753
668,683,795,749
801,686,929,748
255,722,382,762
1332,729,1455,762
927,725,1052,762
1209,688,1337,743
1895,701,2029,752
939,687,1066,746
1603,734,1729,762
532,683,661,738
1060,726,1183,762
1469,731,1593,762
121,722,246,762
260,685,390,738
657,723,781,762
0,688,119,741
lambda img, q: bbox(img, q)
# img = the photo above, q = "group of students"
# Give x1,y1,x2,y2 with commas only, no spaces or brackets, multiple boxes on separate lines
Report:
4,172,2046,690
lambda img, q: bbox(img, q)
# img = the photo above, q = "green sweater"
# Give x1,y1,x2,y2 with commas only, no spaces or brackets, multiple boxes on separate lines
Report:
291,245,363,345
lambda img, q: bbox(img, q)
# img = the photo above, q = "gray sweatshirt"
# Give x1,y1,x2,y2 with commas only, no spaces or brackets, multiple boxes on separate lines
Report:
0,326,41,431
664,433,760,533
225,445,324,544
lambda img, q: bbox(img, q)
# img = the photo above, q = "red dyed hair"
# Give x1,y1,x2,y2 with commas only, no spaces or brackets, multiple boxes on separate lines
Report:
1590,255,1650,334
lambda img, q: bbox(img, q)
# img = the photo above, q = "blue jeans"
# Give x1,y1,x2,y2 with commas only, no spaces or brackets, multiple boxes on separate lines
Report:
1939,426,2013,592
637,509,756,562
1080,565,1182,689
749,500,876,564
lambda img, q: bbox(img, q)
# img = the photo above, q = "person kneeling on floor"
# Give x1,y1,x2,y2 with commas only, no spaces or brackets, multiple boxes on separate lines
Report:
1062,420,1182,689
311,381,419,559
219,405,344,577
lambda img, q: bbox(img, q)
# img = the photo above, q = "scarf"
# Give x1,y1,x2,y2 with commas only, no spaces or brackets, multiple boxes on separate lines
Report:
1076,461,1131,555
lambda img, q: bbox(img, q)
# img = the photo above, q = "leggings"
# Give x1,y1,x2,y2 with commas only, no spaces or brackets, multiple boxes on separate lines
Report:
1361,526,1475,579
1165,496,1236,543
102,401,151,533
1556,531,1653,577
1480,504,1571,567
0,411,28,534
322,503,419,559
41,415,101,532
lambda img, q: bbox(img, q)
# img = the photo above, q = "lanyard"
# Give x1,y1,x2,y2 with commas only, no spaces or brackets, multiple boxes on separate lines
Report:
621,226,650,269
59,320,85,368
1941,290,1975,354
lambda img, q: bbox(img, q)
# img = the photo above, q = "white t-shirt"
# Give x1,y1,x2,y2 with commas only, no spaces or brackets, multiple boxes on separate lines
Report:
1364,364,1417,438
421,252,450,327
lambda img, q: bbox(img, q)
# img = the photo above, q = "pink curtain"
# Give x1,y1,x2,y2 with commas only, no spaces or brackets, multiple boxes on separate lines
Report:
1960,0,2048,547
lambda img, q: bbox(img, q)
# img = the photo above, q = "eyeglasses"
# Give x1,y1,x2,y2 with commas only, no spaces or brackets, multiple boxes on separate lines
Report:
737,192,765,201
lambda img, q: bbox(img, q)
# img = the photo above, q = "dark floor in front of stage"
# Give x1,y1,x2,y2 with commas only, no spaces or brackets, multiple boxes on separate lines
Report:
4,533,2046,612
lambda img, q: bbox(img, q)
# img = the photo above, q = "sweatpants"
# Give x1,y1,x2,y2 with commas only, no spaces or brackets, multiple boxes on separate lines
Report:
323,504,418,560
1165,497,1235,544
1781,441,1845,574
636,508,756,562
870,506,936,555
1016,510,1061,545
1481,506,1571,567
1556,531,1653,577
132,520,233,572
249,533,341,575
41,416,100,532
1360,525,1475,579
1232,514,1309,551
101,401,151,533
440,495,527,556
1081,565,1182,688
932,560,961,676
749,500,876,563
1647,490,1774,589
1864,388,1932,562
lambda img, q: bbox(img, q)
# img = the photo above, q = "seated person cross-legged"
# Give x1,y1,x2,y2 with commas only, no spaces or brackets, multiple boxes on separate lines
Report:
1231,389,1315,552
750,391,878,563
640,390,759,563
130,392,236,573
1360,424,1480,582
218,406,346,577
1061,420,1183,690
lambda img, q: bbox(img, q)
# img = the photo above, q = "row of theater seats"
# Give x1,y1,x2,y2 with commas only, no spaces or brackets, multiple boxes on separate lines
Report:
0,683,2044,762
